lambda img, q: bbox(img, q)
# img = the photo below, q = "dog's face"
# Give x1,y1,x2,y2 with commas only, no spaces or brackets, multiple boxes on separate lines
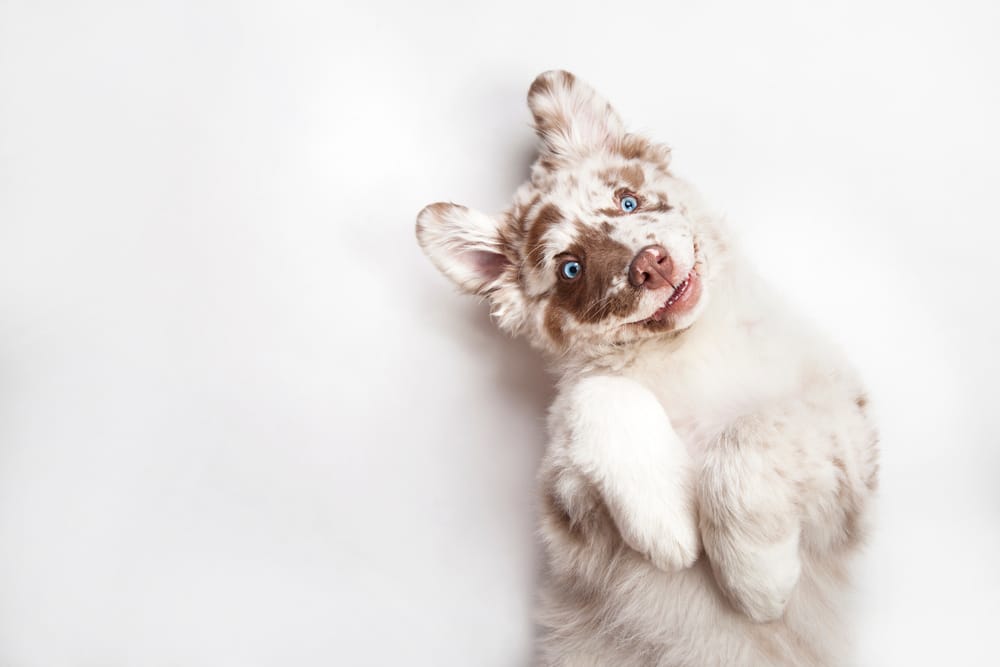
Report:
417,71,727,357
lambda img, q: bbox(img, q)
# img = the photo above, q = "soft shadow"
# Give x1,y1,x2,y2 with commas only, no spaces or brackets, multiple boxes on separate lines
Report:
459,76,552,666
464,73,540,203
406,74,551,664
472,305,555,417
444,298,552,667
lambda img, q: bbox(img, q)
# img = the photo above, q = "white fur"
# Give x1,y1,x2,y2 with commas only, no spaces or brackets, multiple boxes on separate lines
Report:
550,376,700,572
416,70,878,666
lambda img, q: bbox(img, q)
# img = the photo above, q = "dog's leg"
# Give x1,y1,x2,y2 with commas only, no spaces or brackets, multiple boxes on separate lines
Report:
698,414,804,622
551,375,699,571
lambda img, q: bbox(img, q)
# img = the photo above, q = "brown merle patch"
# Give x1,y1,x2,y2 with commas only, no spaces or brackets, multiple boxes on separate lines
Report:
644,199,674,214
524,203,563,271
496,219,522,265
512,193,541,232
544,302,567,346
613,134,671,165
549,221,640,325
537,155,559,172
528,71,576,150
528,69,573,101
598,164,645,191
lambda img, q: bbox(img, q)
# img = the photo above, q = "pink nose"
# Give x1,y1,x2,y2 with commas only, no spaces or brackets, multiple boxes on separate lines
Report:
628,245,673,289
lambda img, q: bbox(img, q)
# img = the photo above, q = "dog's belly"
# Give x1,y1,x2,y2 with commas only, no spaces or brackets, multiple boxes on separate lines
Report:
536,551,846,667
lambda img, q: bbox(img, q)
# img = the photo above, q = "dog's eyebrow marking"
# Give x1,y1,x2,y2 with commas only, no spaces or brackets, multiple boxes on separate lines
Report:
620,164,645,190
598,163,645,191
646,199,673,213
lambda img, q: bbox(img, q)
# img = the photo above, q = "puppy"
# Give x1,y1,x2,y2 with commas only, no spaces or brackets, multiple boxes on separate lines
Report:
416,70,878,666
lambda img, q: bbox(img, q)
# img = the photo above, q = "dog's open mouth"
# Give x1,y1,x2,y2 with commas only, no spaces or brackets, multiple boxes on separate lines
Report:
644,270,700,324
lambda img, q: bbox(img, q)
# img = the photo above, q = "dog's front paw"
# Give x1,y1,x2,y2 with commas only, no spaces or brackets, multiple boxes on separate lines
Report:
646,524,700,573
625,505,701,572
705,531,801,623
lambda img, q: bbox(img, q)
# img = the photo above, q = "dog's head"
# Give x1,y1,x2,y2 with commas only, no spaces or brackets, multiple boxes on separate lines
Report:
417,71,728,358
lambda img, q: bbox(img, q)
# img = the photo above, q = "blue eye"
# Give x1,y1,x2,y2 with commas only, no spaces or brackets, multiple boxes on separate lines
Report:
620,195,639,212
560,260,582,280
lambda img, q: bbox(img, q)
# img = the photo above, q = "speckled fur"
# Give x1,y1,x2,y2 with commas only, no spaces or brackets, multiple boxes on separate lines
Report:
416,71,878,666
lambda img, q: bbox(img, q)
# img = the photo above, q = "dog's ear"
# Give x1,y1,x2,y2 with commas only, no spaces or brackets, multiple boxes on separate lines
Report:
416,202,514,295
527,70,625,160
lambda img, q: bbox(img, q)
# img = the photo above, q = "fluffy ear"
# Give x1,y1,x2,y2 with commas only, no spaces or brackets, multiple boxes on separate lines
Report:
416,202,514,295
527,70,625,159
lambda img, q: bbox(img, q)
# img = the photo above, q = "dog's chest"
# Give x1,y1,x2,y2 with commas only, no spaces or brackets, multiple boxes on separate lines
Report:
623,331,801,456
629,360,739,455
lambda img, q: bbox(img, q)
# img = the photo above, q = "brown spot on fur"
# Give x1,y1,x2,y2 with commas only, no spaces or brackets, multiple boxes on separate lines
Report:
528,72,578,155
598,164,646,191
525,203,563,271
856,394,868,411
528,73,554,100
595,206,625,218
420,202,457,219
544,303,566,346
621,163,644,190
615,135,647,159
646,200,673,214
512,193,541,233
613,134,671,165
496,218,523,266
549,221,640,325
536,110,569,137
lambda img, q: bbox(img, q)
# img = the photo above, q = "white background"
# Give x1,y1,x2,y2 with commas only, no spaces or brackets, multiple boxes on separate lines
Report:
1,0,998,665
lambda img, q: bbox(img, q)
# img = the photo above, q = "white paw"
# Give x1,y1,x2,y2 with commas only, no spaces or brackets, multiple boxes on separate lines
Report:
557,375,701,572
708,532,801,623
625,504,701,572
645,524,700,572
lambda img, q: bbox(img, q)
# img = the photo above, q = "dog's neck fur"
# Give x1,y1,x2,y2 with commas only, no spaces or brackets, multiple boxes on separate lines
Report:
548,246,826,454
